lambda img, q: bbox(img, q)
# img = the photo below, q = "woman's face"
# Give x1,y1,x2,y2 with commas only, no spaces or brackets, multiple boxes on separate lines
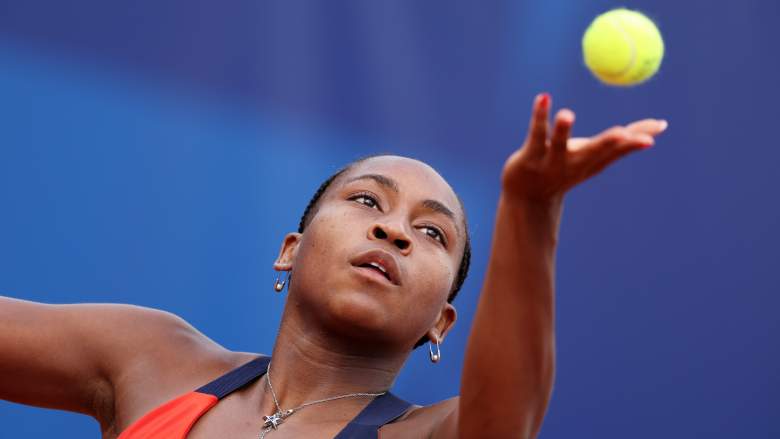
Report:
280,156,465,350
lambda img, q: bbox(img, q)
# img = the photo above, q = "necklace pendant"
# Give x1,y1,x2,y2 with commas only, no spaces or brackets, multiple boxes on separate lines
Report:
263,409,295,430
262,411,286,430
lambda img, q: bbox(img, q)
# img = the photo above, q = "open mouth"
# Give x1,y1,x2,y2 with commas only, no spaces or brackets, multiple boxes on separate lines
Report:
349,249,401,286
356,261,392,283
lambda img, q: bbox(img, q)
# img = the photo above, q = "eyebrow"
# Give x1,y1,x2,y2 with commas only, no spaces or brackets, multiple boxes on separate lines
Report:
346,173,399,193
344,173,461,236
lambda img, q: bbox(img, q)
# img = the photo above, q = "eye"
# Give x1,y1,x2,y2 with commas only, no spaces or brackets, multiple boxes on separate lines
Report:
348,192,381,210
420,224,447,247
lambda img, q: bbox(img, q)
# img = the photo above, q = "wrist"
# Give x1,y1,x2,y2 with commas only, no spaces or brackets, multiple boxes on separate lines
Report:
497,193,563,246
499,192,564,217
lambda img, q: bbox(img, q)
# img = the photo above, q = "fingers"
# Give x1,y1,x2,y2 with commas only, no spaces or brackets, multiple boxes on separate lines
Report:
626,118,668,137
601,126,650,152
562,117,669,188
525,93,551,157
550,108,575,159
623,118,669,148
570,127,643,173
587,119,666,155
582,122,664,177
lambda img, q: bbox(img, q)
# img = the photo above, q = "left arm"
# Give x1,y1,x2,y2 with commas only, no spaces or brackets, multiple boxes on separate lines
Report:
431,93,667,438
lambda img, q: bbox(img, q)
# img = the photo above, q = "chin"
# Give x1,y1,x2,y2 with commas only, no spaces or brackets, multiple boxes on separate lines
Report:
321,290,395,339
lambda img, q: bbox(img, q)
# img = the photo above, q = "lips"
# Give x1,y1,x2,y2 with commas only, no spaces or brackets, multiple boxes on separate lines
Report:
349,249,402,286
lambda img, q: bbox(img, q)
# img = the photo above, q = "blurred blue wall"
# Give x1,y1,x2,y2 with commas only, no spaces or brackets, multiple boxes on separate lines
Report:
1,1,778,437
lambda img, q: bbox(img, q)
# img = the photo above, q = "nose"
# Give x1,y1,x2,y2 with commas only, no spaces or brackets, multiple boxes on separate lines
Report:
369,221,412,253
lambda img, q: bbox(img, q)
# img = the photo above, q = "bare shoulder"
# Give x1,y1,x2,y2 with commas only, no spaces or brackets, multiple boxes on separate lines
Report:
379,396,459,439
96,304,262,437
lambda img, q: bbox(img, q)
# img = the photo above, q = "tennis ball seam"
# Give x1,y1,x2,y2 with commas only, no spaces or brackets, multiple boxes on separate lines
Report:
606,15,637,78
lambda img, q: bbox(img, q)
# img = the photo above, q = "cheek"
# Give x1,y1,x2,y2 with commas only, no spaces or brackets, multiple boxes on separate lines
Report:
290,209,365,295
402,257,454,315
294,225,341,277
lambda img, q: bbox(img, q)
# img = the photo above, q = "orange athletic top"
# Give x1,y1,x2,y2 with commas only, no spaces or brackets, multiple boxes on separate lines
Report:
117,356,411,439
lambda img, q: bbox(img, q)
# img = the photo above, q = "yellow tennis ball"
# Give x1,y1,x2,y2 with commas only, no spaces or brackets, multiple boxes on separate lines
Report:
582,8,665,86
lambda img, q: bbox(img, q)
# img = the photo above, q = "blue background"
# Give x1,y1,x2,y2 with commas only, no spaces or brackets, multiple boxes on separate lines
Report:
1,1,778,437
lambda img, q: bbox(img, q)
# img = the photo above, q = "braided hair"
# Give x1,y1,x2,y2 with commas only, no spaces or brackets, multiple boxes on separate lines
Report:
297,154,471,348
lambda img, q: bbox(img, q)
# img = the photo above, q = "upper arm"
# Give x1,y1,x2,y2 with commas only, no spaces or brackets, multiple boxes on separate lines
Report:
429,397,459,439
426,395,541,439
0,296,221,425
389,396,459,439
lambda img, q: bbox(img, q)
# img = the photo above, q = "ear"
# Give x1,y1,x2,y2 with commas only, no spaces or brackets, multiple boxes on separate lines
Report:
273,232,302,271
426,303,457,345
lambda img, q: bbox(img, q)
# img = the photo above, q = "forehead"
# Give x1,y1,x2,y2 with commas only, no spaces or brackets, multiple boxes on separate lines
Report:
338,156,463,220
346,155,456,196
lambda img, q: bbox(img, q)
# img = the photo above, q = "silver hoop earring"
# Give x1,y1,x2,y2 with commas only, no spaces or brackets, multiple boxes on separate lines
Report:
428,337,441,363
273,271,290,292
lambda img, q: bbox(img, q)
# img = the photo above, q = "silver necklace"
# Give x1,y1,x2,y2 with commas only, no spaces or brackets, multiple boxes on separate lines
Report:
258,360,387,439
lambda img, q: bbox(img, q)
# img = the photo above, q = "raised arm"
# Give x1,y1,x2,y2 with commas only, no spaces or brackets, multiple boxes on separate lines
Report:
449,93,667,438
0,296,217,428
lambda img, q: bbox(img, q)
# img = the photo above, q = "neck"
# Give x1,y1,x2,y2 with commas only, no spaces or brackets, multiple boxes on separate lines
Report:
261,305,407,412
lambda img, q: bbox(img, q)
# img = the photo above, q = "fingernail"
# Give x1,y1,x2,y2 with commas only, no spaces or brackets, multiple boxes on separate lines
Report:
539,93,550,109
658,119,668,131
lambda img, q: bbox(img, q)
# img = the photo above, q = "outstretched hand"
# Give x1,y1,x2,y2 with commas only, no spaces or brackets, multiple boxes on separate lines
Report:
501,93,668,205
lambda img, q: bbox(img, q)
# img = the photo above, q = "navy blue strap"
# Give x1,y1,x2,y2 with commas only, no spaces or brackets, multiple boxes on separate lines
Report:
196,355,271,399
194,354,413,437
334,392,412,439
